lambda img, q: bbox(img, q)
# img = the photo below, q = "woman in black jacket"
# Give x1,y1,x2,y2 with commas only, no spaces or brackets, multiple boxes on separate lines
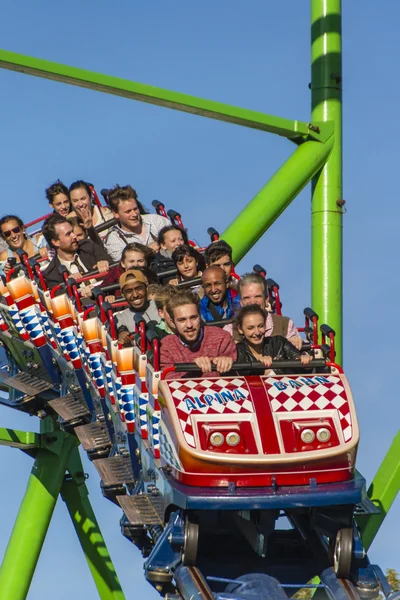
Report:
235,305,312,373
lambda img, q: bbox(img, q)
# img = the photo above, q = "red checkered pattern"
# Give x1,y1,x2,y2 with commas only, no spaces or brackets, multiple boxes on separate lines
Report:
263,375,353,442
167,378,253,447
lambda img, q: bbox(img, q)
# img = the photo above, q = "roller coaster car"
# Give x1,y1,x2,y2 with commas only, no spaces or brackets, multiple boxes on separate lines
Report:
156,362,358,489
140,358,366,584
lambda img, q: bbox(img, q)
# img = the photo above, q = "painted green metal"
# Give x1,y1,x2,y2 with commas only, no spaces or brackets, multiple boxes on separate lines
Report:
358,432,400,550
62,446,126,600
0,427,40,449
0,432,78,600
222,136,333,263
311,0,343,363
0,49,330,143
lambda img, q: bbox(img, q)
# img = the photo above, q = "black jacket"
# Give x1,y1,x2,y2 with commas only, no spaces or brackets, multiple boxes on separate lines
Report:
150,251,176,283
236,335,301,374
42,239,112,290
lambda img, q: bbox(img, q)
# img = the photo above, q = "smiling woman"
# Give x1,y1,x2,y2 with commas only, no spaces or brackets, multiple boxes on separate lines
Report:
68,180,113,228
0,214,42,275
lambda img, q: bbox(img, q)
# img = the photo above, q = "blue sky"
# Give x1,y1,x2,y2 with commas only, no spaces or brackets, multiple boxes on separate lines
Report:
0,1,399,598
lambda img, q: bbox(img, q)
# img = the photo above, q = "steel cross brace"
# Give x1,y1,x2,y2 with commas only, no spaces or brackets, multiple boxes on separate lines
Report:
0,418,126,600
357,431,400,550
0,49,331,143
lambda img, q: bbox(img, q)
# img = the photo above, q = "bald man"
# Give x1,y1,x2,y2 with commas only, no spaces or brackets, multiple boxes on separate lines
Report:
199,266,236,322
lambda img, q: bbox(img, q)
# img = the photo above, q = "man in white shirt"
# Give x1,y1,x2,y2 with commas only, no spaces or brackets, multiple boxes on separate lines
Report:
104,185,169,262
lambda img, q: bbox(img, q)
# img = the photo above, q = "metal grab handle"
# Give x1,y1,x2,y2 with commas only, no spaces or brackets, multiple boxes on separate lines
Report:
167,209,181,220
25,213,52,229
207,227,219,242
155,267,178,279
152,200,168,219
173,359,327,372
304,307,319,321
203,318,234,327
176,276,202,289
253,264,267,277
95,217,117,233
167,209,184,229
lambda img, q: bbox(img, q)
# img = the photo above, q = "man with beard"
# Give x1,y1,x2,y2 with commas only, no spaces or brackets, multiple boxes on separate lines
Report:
160,289,236,379
115,270,160,347
41,214,111,291
199,266,237,322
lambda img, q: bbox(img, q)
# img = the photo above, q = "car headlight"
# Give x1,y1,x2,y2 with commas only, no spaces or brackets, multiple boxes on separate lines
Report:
226,432,241,447
317,428,331,442
300,429,315,444
210,432,225,447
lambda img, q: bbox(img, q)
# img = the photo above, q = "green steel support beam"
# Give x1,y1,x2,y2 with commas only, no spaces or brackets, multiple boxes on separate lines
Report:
0,49,330,142
0,427,40,449
61,446,126,600
311,0,343,363
358,431,400,550
221,136,333,263
0,432,78,600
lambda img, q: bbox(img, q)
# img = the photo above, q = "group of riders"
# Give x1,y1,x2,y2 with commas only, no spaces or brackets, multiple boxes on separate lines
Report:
0,180,313,379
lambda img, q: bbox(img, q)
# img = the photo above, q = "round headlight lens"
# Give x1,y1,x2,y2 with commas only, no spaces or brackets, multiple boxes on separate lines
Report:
210,432,225,447
317,428,331,442
300,429,315,444
226,432,241,447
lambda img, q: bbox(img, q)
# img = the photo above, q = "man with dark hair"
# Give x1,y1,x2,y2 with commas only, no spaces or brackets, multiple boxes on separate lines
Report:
160,289,236,378
150,225,187,281
104,185,169,261
204,240,239,294
200,266,236,322
41,214,111,290
115,270,160,346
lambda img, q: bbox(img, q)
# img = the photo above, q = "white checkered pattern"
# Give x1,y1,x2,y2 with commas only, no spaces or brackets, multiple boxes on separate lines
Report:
264,375,353,442
167,378,253,448
147,405,161,458
9,304,29,340
19,305,45,347
134,387,148,439
159,423,182,470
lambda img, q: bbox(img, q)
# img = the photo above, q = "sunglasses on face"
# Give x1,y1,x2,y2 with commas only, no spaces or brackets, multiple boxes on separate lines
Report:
3,226,22,238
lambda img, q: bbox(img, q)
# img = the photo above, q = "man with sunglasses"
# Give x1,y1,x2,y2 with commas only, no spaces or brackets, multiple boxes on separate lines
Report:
41,214,112,291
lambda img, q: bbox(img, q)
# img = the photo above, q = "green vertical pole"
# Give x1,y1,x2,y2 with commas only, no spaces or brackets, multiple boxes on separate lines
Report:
61,447,126,600
0,436,77,600
311,0,343,363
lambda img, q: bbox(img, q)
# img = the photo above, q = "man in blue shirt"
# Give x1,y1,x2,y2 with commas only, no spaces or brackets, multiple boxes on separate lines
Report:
200,266,237,322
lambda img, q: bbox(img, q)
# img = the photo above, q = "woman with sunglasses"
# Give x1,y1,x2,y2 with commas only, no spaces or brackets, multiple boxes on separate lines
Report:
0,215,44,275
